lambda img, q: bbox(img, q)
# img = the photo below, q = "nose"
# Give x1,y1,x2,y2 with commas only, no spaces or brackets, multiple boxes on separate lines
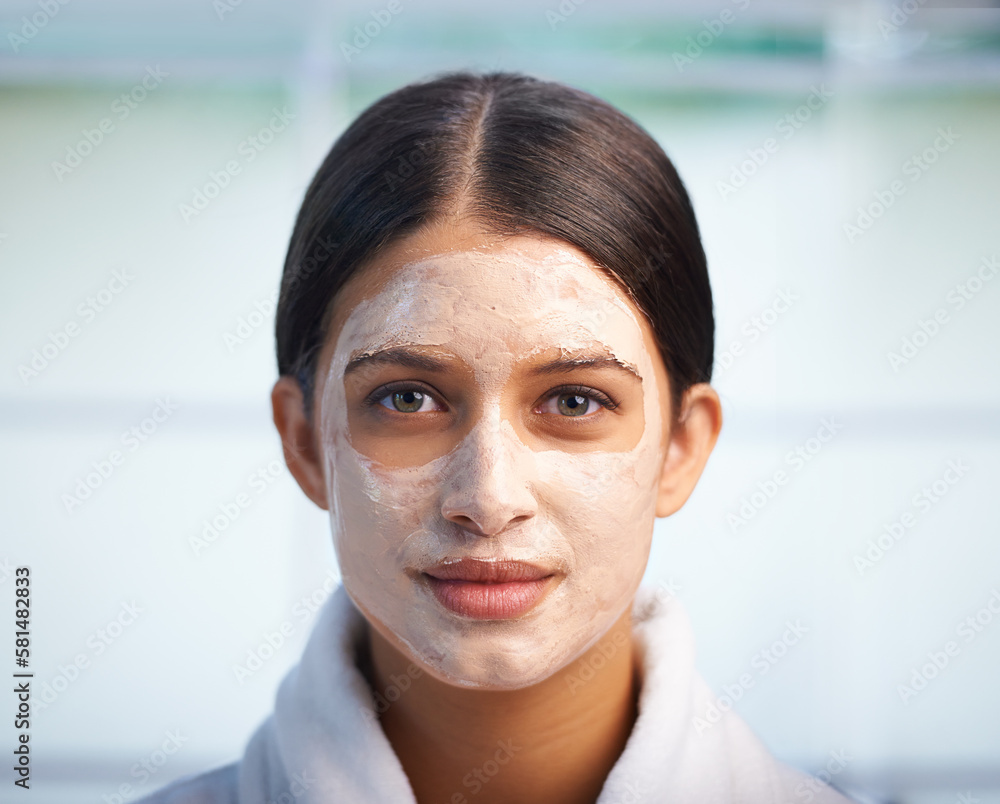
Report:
439,407,538,538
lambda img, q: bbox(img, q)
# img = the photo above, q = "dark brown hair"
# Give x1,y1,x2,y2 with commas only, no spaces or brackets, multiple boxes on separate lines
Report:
276,70,714,422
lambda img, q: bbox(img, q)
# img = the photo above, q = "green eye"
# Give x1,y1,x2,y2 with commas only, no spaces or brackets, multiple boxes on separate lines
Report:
556,394,592,417
391,390,425,413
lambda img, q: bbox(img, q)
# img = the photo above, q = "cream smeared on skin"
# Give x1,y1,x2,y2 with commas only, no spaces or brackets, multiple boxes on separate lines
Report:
318,243,666,690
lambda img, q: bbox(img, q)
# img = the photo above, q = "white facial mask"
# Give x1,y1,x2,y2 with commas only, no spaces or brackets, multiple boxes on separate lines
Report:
317,241,666,690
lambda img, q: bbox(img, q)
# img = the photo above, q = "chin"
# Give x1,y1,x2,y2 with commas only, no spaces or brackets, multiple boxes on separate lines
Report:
417,649,567,691
361,609,583,692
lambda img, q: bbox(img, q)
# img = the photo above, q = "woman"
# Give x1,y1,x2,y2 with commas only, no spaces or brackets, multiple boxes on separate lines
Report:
141,71,853,803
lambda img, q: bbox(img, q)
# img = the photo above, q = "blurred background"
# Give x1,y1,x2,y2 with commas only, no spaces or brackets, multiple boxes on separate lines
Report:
1,0,999,801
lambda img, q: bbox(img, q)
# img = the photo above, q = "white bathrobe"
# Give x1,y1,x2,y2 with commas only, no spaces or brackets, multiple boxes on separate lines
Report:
137,584,854,803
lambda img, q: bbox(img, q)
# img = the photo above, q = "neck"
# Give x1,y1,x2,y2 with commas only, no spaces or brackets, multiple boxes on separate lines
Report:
365,609,639,804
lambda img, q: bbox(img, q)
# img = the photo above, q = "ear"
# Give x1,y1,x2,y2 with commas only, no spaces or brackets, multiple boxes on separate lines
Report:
271,375,329,510
655,383,722,518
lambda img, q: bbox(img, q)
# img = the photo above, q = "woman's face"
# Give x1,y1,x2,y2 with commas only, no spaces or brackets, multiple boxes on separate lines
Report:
313,219,673,690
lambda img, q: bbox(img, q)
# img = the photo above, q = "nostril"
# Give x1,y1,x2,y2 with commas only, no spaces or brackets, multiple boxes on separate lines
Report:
442,508,537,540
442,511,492,538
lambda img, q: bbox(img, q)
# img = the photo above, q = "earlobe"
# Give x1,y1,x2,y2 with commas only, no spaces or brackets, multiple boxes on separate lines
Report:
654,383,723,518
271,376,330,511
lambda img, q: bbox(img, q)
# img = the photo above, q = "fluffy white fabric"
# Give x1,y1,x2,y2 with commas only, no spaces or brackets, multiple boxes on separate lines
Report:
138,584,853,803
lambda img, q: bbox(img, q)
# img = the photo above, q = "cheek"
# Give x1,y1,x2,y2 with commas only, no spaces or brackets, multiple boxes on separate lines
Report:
534,449,659,586
325,447,442,577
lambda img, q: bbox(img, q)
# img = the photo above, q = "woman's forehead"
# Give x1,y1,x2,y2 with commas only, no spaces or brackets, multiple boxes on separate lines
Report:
331,245,649,371
327,224,619,328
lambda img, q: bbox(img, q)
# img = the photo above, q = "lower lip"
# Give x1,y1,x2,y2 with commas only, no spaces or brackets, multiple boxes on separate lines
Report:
425,576,553,620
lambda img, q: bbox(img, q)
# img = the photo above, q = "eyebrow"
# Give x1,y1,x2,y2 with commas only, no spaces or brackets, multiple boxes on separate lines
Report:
528,355,642,383
344,346,641,382
344,347,450,377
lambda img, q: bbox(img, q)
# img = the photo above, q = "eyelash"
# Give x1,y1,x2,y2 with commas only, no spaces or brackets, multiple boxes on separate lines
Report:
362,382,621,416
362,382,438,411
546,384,620,414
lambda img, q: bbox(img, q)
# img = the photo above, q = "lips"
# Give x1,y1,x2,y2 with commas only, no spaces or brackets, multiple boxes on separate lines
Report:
423,558,556,619
425,558,551,583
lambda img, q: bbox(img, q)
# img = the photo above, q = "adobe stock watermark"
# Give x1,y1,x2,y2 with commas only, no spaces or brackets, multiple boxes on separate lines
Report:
897,587,1000,706
452,739,522,801
340,0,404,61
568,445,634,500
878,0,928,40
231,568,341,683
565,579,682,695
714,288,798,375
264,770,316,804
6,0,72,54
887,255,998,372
383,138,434,192
101,729,187,804
51,66,169,181
672,0,751,72
17,268,136,385
603,780,646,804
853,458,970,576
693,619,809,735
361,660,425,724
634,243,670,290
32,600,143,715
213,0,246,21
727,417,845,534
189,457,287,556
717,85,834,200
794,749,852,802
178,106,296,224
282,234,339,296
634,577,683,621
61,397,180,513
546,0,589,31
843,126,960,243
223,288,279,352
565,629,629,697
